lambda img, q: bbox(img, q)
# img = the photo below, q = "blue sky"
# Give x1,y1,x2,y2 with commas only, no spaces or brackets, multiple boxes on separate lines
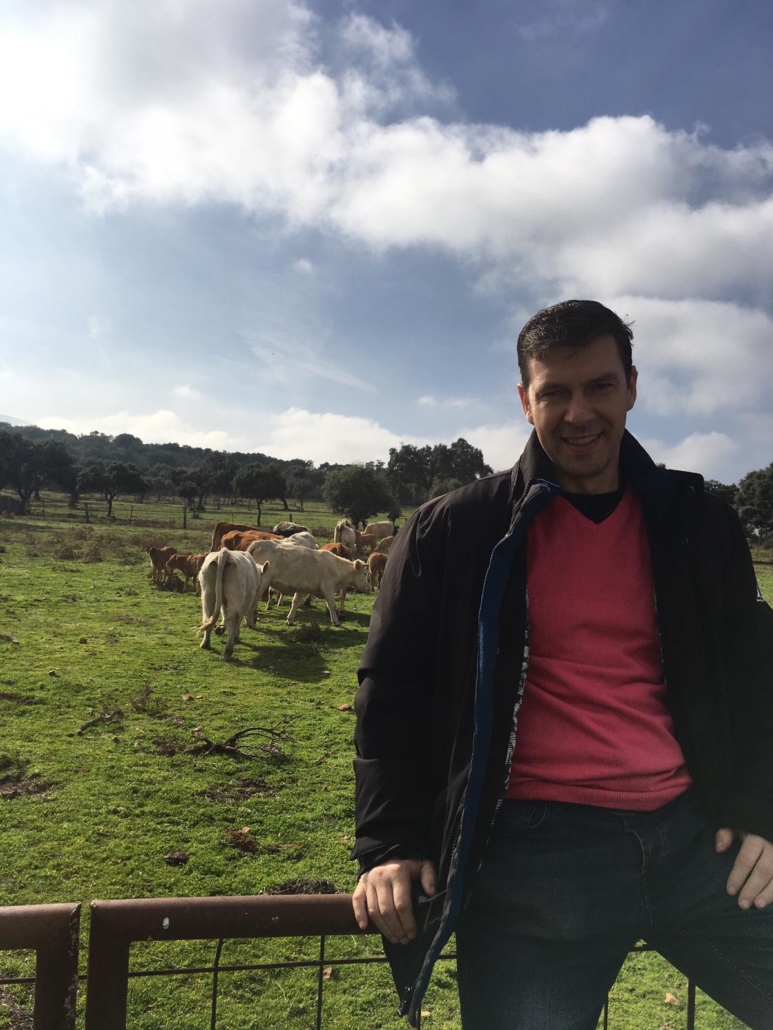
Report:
0,0,771,481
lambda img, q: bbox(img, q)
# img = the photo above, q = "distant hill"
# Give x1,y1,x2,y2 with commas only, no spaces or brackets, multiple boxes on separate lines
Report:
0,414,29,427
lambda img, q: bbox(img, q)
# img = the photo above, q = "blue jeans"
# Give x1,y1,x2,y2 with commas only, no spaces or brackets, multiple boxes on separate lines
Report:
456,792,773,1029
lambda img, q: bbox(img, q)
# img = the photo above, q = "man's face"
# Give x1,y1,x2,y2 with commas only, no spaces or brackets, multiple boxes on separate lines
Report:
517,334,637,494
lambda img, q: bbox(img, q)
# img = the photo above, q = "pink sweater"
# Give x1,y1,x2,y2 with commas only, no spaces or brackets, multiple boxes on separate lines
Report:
506,487,692,809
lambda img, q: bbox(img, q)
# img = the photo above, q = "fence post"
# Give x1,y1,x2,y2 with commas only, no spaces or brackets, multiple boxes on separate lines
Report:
182,506,187,530
129,505,133,524
84,503,90,525
0,902,81,1030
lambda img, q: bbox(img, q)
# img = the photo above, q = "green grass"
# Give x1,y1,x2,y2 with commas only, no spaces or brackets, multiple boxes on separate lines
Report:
0,510,769,1028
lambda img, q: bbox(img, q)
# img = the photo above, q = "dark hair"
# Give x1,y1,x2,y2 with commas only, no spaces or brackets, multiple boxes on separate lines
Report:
517,300,634,388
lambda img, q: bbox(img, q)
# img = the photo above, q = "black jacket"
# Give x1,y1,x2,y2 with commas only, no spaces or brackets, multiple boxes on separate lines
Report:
352,430,773,1025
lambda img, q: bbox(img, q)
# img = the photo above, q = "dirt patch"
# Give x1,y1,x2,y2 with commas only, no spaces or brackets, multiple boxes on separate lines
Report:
291,622,322,643
115,613,151,626
129,681,169,717
0,692,42,706
225,828,260,854
204,777,283,806
262,878,341,895
148,735,183,757
0,755,52,800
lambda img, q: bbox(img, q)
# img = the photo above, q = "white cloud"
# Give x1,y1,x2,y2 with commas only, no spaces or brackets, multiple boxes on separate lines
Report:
171,384,202,400
417,394,479,409
341,14,414,67
640,431,740,482
518,0,609,41
257,407,426,463
292,257,314,274
248,333,374,392
606,296,773,416
36,409,247,450
459,420,532,473
2,2,771,311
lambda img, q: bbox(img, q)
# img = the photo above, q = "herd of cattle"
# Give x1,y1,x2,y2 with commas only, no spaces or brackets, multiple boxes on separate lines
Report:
145,518,396,660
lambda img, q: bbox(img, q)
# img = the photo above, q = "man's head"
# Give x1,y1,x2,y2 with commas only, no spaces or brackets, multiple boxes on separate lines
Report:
516,300,637,494
517,300,634,390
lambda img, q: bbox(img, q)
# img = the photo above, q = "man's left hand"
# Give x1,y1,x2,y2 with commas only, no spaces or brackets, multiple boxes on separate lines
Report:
716,828,773,910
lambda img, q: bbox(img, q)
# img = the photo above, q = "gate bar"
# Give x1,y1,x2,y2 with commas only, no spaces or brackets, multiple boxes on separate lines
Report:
0,902,81,1030
85,894,364,1029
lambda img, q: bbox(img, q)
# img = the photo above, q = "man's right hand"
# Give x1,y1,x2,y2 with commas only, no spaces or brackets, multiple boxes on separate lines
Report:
352,858,438,945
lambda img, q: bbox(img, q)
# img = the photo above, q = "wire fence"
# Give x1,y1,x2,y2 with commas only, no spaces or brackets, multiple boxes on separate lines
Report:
0,494,347,540
0,895,707,1030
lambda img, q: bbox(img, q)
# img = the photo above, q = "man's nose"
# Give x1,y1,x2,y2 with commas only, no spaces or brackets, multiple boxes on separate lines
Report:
564,392,594,425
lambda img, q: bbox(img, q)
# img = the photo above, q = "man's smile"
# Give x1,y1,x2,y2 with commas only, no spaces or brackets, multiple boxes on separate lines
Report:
562,433,602,448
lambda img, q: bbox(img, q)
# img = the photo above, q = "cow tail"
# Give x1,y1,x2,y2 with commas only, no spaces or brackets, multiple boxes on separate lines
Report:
198,550,228,632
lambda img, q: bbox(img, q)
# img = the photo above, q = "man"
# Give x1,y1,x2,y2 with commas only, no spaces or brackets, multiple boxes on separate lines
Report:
351,300,773,1029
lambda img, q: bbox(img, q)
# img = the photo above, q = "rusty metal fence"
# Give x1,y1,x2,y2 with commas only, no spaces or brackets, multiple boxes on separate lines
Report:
0,902,81,1030
0,896,702,1030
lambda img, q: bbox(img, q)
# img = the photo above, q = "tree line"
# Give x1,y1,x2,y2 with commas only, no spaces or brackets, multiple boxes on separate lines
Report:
2,423,770,540
0,424,493,528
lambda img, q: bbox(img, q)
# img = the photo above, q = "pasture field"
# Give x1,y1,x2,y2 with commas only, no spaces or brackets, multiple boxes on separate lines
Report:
0,507,769,1029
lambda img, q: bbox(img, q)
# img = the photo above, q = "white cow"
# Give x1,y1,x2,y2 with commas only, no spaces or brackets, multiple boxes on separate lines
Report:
365,521,394,540
333,518,356,552
247,540,371,626
197,549,269,661
264,532,317,606
280,530,317,549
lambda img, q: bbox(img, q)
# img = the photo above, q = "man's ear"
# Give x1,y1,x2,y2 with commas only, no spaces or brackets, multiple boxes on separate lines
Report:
626,366,638,412
518,383,534,426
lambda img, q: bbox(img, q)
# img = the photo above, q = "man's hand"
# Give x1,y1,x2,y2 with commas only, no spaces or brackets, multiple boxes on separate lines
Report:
352,858,437,945
716,828,773,910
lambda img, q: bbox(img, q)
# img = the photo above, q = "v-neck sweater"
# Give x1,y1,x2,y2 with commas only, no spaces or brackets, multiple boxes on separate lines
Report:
506,486,692,809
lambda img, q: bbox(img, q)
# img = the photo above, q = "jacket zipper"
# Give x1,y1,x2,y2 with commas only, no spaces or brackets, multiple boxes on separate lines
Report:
403,479,558,1024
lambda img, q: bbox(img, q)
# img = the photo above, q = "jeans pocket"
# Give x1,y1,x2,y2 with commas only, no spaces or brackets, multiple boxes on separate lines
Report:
496,799,549,834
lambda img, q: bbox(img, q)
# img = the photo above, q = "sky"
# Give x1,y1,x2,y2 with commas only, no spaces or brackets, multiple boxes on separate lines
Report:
0,0,771,483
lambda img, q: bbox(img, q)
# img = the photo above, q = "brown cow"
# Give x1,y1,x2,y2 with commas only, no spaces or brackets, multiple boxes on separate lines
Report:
374,535,395,554
354,531,378,556
367,550,387,591
166,552,206,593
210,521,259,551
147,545,177,587
320,542,353,560
220,529,283,551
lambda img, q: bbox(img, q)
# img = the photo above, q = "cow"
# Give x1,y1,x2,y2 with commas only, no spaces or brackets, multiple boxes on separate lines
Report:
261,532,316,606
210,522,257,551
333,518,356,552
365,520,394,540
147,545,177,587
197,549,269,660
367,550,388,591
279,530,317,549
320,542,353,560
165,552,206,593
272,521,311,537
354,531,378,556
219,529,283,551
247,540,371,626
374,535,395,555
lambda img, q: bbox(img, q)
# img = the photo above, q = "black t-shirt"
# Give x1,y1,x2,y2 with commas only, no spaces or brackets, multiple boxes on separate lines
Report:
562,486,625,524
